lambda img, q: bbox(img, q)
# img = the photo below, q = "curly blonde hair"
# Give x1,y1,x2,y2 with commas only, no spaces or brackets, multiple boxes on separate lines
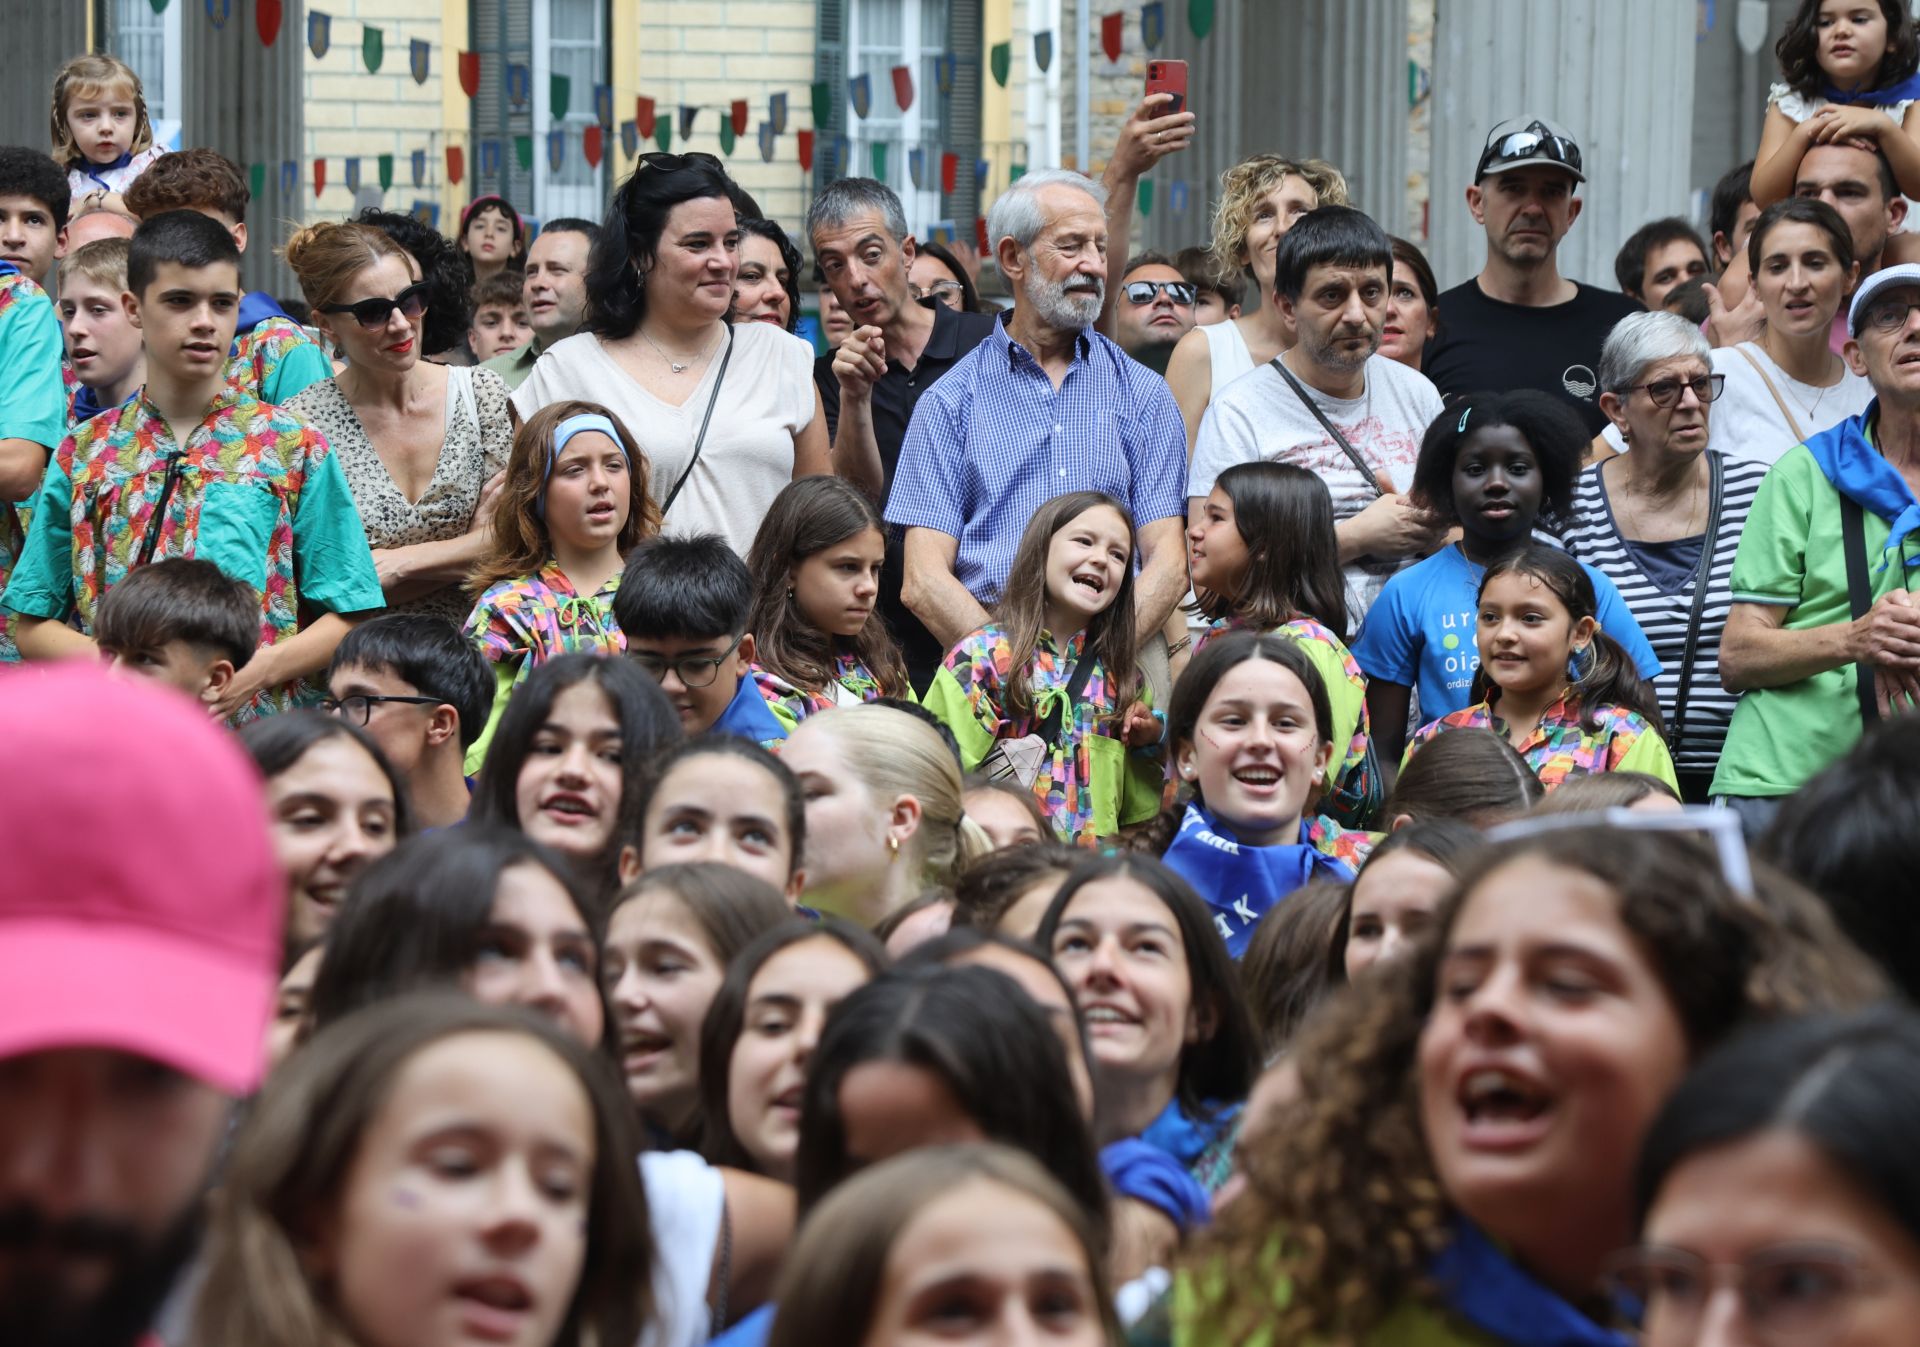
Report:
50,54,154,167
1179,827,1885,1347
1210,155,1351,281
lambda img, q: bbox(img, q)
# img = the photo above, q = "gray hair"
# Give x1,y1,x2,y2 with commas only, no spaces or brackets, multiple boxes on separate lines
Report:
805,178,910,249
984,169,1110,254
1598,310,1714,393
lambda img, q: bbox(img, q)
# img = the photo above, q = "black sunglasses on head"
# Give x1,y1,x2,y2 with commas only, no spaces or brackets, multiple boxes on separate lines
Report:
320,281,431,331
637,151,726,172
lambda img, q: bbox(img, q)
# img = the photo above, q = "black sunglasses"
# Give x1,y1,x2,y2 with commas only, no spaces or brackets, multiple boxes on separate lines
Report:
1476,127,1583,181
321,281,432,331
1124,280,1196,306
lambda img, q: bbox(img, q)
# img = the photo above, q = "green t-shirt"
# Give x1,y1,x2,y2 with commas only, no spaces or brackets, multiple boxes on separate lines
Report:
1712,441,1920,797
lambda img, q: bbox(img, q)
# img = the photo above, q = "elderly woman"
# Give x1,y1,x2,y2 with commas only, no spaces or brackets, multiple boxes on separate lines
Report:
283,221,512,625
513,153,830,554
1561,311,1765,802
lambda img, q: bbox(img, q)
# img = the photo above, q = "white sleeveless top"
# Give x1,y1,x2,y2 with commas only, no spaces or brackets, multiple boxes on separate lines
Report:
1768,83,1920,232
1201,317,1258,402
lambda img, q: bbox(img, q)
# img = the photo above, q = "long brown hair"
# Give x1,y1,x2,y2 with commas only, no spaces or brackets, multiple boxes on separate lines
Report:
1180,828,1884,1346
991,491,1142,728
1194,461,1350,640
744,476,906,698
468,399,661,593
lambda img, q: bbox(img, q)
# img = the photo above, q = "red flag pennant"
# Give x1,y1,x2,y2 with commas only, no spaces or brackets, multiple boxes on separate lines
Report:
256,0,282,46
636,96,656,139
446,144,464,185
976,215,989,257
891,65,914,112
313,157,326,198
797,129,816,171
1101,11,1124,61
941,151,957,193
730,100,749,136
458,50,480,98
583,124,603,169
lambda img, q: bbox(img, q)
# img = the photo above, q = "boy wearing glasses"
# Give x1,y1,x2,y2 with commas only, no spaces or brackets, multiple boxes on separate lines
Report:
613,532,789,745
94,557,257,708
327,614,493,829
1111,251,1197,374
4,210,384,719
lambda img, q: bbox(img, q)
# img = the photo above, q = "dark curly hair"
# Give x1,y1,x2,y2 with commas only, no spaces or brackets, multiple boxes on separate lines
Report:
1409,389,1585,532
1776,0,1919,101
588,152,737,341
355,207,473,358
736,216,804,333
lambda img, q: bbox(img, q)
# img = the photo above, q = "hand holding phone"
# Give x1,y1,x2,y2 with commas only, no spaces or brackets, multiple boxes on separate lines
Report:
1145,60,1188,116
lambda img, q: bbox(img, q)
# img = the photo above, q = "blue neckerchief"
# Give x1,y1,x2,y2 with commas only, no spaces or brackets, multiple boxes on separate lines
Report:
1428,1220,1630,1347
708,672,790,745
0,260,18,279
70,382,107,424
235,289,292,338
1138,1095,1240,1169
1823,71,1920,106
79,149,134,196
1100,1139,1211,1232
1803,401,1920,570
1160,803,1355,958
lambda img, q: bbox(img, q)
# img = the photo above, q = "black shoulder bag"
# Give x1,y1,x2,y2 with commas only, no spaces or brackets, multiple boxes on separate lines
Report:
1270,356,1387,498
657,325,736,519
1665,451,1726,763
1842,497,1883,728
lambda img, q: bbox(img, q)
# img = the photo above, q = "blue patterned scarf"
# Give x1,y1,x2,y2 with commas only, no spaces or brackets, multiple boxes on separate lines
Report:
1824,71,1920,106
1429,1220,1631,1347
1160,803,1353,958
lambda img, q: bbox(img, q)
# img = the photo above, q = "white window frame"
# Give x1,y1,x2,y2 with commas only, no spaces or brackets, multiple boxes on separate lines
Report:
108,0,184,147
532,0,606,225
846,0,946,236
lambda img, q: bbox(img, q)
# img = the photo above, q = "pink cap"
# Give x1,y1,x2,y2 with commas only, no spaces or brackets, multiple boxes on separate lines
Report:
0,664,285,1094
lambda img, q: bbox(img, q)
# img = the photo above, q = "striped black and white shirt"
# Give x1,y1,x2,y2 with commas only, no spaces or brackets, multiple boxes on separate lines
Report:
1561,453,1768,773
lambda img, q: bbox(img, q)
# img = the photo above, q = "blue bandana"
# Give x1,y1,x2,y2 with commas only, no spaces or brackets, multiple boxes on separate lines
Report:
1429,1220,1632,1347
1824,71,1920,106
1160,803,1354,958
1100,1139,1212,1232
1804,401,1920,570
80,149,135,195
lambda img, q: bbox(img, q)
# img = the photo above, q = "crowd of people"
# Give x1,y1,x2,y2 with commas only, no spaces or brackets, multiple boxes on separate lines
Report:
10,3,1920,1345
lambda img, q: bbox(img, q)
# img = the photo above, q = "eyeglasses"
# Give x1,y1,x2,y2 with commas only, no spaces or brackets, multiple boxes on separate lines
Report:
1861,296,1920,334
1475,126,1584,180
321,693,444,725
320,281,431,331
628,635,743,688
911,279,967,302
1622,373,1726,409
1605,1242,1905,1346
1486,805,1753,897
1123,280,1197,306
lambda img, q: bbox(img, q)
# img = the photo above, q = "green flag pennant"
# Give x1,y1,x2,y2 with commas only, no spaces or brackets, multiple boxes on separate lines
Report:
1187,0,1214,39
990,41,1010,88
550,73,571,119
377,153,393,191
361,23,383,73
148,0,169,12
653,119,672,152
514,135,533,171
1137,179,1154,217
719,118,736,155
871,142,888,179
248,162,266,198
810,81,831,128
1010,161,1027,183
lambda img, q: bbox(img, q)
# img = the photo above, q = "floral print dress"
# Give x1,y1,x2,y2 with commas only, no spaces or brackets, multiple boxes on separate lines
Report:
1406,688,1679,793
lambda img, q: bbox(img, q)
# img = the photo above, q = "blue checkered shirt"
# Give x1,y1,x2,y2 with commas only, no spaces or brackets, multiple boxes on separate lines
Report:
884,314,1188,605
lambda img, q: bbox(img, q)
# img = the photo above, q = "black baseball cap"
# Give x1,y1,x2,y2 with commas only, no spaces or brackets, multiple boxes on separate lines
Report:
1476,115,1585,184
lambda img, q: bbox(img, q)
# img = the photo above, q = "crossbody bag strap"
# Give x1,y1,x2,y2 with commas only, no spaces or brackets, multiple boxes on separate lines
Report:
1665,451,1725,762
1841,496,1883,727
1733,345,1809,445
659,325,736,519
1269,356,1385,498
1047,644,1099,743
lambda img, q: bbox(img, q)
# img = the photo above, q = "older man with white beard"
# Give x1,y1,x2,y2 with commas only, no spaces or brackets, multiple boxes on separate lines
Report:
887,169,1189,656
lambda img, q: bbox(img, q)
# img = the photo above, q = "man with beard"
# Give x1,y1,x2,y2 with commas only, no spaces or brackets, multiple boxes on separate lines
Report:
1188,205,1445,622
1424,115,1640,435
1110,251,1197,374
0,664,283,1347
886,169,1189,656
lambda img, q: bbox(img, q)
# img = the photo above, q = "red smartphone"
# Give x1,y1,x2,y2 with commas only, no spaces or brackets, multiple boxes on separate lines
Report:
1145,60,1188,115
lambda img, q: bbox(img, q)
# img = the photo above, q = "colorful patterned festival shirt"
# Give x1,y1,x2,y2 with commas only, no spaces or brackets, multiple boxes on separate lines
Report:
2,386,385,715
226,315,332,406
1405,689,1679,793
0,263,68,663
753,651,892,731
465,560,625,674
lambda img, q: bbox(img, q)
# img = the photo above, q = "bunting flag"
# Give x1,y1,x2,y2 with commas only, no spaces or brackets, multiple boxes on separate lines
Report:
149,0,169,11
409,38,429,85
678,105,697,139
411,148,426,187
990,42,1010,87
1188,0,1214,38
458,51,480,97
1034,31,1054,72
595,83,613,127
636,96,657,138
620,120,638,158
479,139,500,179
248,162,265,198
1142,1,1165,49
377,153,393,191
892,65,914,112
849,73,871,119
547,127,566,173
344,157,361,193
871,142,888,179
280,159,296,195
447,144,466,185
941,151,958,193
719,117,736,156
1102,11,1125,61
410,200,439,229
929,223,955,246
730,100,749,136
256,0,281,46
908,146,925,190
307,9,330,58
205,0,230,29
551,74,571,119
757,121,775,163
507,63,530,109
975,156,990,188
833,135,851,176
1010,161,1028,182
584,123,604,168
654,119,672,152
312,157,326,198
797,128,815,172
975,216,989,257
1169,179,1189,212
514,135,533,171
770,91,788,134
935,53,956,95
1137,179,1153,216
361,24,382,73
810,81,831,128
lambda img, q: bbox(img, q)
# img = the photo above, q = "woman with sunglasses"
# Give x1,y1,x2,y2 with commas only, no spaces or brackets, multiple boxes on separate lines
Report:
1563,311,1765,803
284,221,513,626
512,153,831,557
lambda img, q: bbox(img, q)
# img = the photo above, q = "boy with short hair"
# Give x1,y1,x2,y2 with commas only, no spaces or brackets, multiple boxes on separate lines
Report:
3,209,385,718
328,613,492,829
122,148,330,404
613,533,788,744
94,556,258,708
58,237,145,422
467,270,532,362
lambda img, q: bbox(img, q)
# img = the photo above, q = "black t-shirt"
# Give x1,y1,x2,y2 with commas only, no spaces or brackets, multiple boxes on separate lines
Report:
1423,279,1643,435
815,298,999,689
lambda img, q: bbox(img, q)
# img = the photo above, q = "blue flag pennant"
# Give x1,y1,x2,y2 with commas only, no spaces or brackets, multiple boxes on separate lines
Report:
975,157,990,189
547,127,567,172
410,148,426,186
1142,1,1166,50
1169,179,1189,213
480,139,502,178
757,121,776,163
306,9,330,58
280,159,297,195
205,0,231,28
594,82,613,127
935,53,956,95
678,105,698,139
908,146,925,190
1034,30,1054,72
409,38,430,85
849,72,872,119
506,63,530,109
620,120,639,158
343,156,361,193
769,91,788,135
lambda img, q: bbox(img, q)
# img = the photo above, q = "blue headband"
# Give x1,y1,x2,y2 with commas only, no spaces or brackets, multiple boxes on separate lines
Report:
536,413,627,519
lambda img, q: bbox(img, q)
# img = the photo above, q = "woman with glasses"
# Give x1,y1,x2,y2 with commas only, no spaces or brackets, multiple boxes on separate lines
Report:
1621,1004,1920,1347
908,237,982,312
284,221,513,626
513,153,831,557
1563,311,1767,802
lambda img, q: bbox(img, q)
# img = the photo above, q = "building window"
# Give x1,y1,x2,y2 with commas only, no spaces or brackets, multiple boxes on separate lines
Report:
534,0,607,224
108,0,182,144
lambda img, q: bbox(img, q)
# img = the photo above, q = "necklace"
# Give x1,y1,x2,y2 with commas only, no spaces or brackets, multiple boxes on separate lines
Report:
639,324,721,374
1759,336,1838,425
